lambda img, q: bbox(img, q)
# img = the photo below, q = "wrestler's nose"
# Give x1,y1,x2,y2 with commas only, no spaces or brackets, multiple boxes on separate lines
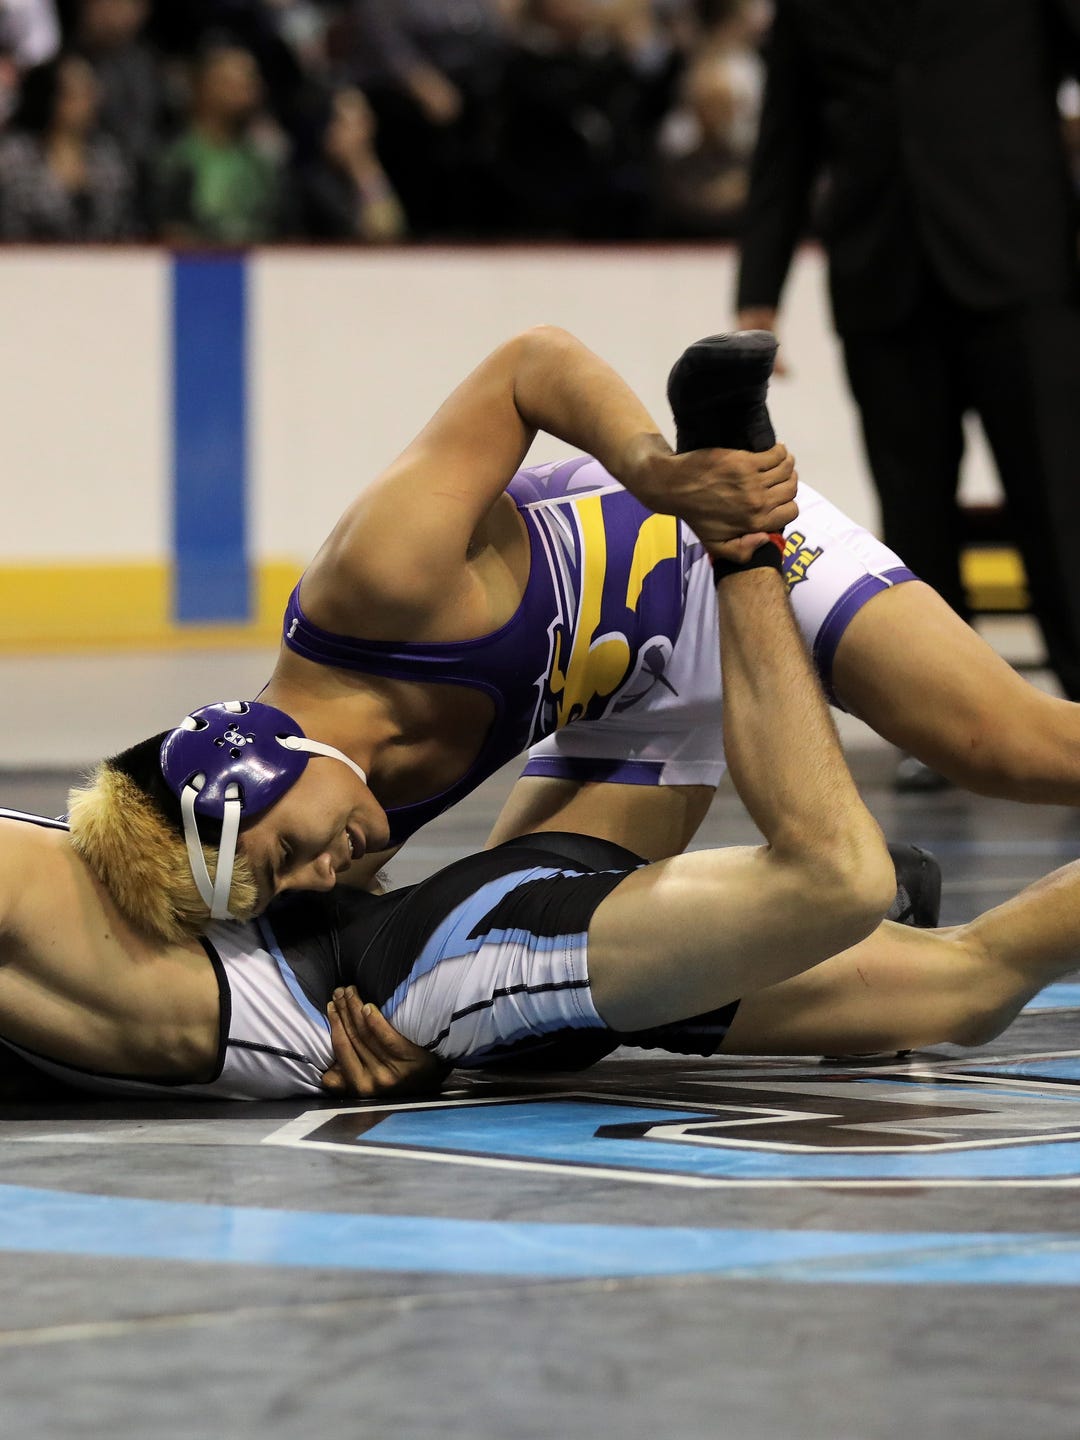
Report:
282,854,338,895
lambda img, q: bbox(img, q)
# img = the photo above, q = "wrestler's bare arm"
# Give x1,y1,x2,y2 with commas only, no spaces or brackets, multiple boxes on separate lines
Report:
298,326,798,636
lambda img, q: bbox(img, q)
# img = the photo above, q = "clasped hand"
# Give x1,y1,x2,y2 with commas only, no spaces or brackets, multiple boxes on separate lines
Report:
630,442,798,550
323,988,450,1099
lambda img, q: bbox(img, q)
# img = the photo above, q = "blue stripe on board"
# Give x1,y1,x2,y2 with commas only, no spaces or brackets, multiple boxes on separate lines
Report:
0,1184,1078,1284
171,255,249,622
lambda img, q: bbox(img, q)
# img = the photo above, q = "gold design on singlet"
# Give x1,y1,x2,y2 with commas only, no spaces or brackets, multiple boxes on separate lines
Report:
549,499,680,728
782,531,824,588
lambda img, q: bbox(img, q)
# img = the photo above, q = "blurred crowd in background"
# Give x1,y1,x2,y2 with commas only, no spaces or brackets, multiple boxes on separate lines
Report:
0,0,775,243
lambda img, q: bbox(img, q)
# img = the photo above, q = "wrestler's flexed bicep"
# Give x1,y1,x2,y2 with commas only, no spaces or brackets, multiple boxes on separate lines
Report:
296,333,538,631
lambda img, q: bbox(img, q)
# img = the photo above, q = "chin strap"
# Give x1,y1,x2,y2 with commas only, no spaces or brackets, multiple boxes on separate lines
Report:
179,737,368,922
278,734,367,785
181,777,242,920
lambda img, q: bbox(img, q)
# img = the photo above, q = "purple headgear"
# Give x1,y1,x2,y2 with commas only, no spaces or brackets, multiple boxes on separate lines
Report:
160,700,367,921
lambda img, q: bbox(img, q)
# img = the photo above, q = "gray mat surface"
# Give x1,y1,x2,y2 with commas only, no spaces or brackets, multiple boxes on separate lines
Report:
3,762,1080,1440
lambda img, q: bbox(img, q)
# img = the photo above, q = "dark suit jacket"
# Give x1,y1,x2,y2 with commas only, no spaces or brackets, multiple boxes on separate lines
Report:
736,0,1080,333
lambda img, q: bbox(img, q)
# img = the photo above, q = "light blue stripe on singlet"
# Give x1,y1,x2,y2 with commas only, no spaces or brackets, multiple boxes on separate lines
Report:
457,1000,594,1061
383,867,573,1021
172,254,249,622
256,917,331,1034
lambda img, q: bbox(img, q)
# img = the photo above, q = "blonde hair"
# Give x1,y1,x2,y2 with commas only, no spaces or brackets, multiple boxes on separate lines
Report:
68,762,259,945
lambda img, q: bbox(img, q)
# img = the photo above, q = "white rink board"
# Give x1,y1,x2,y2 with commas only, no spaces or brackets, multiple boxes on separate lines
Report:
0,245,1001,568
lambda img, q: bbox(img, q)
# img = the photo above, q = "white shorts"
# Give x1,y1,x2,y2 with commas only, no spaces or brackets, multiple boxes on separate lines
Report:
521,483,915,790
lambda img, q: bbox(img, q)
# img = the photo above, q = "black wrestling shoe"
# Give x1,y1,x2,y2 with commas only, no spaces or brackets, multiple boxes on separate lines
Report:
822,842,941,1064
885,841,942,928
666,331,778,453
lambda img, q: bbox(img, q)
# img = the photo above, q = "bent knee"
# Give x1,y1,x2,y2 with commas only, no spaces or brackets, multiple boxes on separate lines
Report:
762,836,895,960
811,843,896,952
820,830,895,920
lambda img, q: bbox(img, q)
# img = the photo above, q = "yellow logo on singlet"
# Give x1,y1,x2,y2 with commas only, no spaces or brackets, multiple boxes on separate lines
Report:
548,498,679,728
783,531,823,588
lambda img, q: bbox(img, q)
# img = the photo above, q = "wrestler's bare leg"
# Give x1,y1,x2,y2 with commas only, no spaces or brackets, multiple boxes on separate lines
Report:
722,857,1080,1056
833,580,1080,803
484,776,714,862
585,564,895,1032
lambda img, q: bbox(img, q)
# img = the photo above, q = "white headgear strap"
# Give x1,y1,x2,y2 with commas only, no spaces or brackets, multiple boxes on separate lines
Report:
178,734,368,922
277,734,368,785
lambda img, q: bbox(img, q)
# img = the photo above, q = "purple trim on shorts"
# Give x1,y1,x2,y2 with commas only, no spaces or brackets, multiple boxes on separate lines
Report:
521,756,665,787
812,566,917,704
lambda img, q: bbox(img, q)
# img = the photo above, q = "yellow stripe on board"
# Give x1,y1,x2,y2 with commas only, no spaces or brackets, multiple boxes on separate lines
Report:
0,545,1030,653
0,561,302,652
962,547,1028,613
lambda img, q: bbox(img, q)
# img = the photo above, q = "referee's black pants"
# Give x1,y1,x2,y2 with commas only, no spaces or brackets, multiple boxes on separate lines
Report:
841,288,1080,700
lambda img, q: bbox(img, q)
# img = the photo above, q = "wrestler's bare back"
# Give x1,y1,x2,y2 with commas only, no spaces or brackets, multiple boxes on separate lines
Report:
0,818,219,1080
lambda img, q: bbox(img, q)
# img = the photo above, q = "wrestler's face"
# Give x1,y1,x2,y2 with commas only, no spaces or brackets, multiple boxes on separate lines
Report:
238,761,390,910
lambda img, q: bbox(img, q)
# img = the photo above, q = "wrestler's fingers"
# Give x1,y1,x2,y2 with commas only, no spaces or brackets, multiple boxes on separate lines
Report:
338,987,390,1066
352,995,426,1063
708,533,771,567
758,452,795,486
751,442,788,471
342,992,415,1090
760,461,797,501
332,985,367,1058
336,990,403,1090
327,1001,360,1075
763,497,799,532
327,1000,377,1096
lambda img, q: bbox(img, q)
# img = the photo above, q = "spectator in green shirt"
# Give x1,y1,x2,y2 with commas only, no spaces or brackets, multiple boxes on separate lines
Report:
156,42,285,244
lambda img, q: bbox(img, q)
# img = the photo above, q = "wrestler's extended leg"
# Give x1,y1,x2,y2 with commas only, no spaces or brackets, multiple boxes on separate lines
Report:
832,579,1080,803
586,564,896,1033
722,858,1080,1056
